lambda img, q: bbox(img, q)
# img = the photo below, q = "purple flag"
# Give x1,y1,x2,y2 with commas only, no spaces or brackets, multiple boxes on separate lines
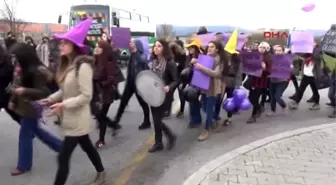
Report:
241,51,263,77
290,31,314,53
269,54,292,79
222,33,247,51
111,27,131,49
198,33,216,46
191,54,215,90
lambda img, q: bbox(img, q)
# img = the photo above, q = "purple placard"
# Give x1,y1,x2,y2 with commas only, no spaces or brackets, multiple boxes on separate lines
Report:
269,54,292,79
290,31,314,53
191,54,215,90
111,27,131,49
198,33,216,46
222,33,248,51
241,51,263,77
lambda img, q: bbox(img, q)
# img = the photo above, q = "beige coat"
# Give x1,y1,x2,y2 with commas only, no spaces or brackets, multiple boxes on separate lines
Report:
48,56,94,136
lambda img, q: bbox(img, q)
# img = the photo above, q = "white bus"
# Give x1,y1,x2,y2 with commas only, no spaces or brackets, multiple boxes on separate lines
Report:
59,2,156,42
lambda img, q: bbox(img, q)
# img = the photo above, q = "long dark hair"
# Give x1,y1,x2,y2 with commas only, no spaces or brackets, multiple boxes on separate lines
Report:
186,45,200,63
208,40,229,76
10,43,43,87
151,39,173,61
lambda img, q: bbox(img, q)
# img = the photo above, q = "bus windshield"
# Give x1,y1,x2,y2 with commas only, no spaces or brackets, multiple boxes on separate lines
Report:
70,5,110,41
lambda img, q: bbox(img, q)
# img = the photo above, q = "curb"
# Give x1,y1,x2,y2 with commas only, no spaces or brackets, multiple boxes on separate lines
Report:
182,123,336,185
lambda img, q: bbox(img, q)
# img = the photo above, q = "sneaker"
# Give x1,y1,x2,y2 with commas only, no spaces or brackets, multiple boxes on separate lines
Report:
198,130,209,141
176,111,184,118
138,122,151,130
328,110,336,118
222,119,232,126
326,102,336,107
265,111,275,117
148,143,164,153
288,101,298,110
309,103,320,110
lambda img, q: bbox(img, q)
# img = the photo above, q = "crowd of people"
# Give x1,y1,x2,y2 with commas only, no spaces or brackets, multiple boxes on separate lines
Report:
0,20,335,185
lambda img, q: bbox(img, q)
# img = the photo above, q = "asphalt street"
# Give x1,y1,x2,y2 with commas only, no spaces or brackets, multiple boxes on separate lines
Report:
0,73,334,185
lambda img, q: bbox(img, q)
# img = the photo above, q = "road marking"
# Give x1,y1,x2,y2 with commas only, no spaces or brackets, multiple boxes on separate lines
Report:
112,99,181,185
112,100,181,185
112,134,155,185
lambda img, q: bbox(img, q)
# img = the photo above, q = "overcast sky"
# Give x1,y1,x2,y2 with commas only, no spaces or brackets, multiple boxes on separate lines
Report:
3,0,335,29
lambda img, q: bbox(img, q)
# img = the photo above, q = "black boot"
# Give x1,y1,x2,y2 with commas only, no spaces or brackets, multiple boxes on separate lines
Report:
166,133,176,150
148,142,164,153
138,121,151,130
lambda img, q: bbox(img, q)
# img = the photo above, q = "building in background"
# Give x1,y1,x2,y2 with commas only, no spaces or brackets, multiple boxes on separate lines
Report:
0,20,67,43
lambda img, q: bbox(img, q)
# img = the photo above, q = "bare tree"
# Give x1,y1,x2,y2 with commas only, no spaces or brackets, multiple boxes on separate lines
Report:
0,0,27,37
156,24,175,41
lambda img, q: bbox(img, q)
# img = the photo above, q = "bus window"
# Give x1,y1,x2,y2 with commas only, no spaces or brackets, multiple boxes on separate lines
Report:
119,9,131,19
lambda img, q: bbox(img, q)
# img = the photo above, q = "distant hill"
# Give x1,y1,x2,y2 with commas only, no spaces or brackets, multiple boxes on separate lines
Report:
167,25,327,37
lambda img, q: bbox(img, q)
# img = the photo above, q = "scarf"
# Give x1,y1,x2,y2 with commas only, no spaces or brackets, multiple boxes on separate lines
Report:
305,57,313,65
152,57,167,78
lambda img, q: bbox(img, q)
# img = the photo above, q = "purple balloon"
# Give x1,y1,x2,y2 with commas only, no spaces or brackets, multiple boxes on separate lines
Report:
239,98,251,111
233,88,247,104
301,3,315,12
223,98,236,111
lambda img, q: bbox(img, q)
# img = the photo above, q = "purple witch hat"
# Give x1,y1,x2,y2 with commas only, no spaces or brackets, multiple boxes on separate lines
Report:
52,18,93,53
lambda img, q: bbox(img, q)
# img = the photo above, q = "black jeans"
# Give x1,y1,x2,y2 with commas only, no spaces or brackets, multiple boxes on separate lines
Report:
96,103,115,142
115,81,150,124
270,81,288,112
151,101,174,144
248,88,263,117
54,135,104,185
291,74,299,94
294,75,320,104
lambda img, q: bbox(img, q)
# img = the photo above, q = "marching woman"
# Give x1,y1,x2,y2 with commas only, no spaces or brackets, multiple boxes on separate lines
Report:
169,41,187,118
288,49,321,110
148,39,177,153
246,42,272,123
40,19,106,185
8,43,62,176
191,40,227,141
185,38,202,128
266,45,289,116
216,53,242,126
93,40,118,148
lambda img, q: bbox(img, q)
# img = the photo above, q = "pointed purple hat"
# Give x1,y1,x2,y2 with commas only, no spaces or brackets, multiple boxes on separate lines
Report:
52,18,93,53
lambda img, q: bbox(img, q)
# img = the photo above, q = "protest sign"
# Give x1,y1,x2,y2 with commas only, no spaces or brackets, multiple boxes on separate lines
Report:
290,31,314,53
111,27,131,49
321,25,336,55
241,52,263,77
197,33,215,46
269,54,292,79
222,33,247,50
191,54,215,89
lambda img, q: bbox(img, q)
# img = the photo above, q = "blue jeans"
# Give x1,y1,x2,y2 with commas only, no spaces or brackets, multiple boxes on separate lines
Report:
17,118,62,170
189,100,202,126
270,81,288,112
201,94,217,130
328,76,336,104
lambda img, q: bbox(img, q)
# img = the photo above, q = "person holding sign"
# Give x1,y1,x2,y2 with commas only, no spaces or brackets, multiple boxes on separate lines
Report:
289,51,321,110
246,42,272,124
191,41,227,141
266,46,290,116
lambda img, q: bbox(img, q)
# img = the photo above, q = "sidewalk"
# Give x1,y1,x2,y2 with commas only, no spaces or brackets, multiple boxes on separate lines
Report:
183,123,336,185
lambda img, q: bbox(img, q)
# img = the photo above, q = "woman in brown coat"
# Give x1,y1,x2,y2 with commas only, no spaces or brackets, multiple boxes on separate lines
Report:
93,40,119,148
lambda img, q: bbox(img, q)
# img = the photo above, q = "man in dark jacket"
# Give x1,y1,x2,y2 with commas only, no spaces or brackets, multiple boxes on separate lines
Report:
0,47,20,123
109,39,151,130
4,32,17,50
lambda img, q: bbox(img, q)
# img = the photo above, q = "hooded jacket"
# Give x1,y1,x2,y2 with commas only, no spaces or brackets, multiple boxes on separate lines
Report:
127,39,149,80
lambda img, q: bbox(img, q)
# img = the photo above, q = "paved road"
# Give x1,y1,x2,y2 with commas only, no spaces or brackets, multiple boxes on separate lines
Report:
199,125,336,185
0,79,334,185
